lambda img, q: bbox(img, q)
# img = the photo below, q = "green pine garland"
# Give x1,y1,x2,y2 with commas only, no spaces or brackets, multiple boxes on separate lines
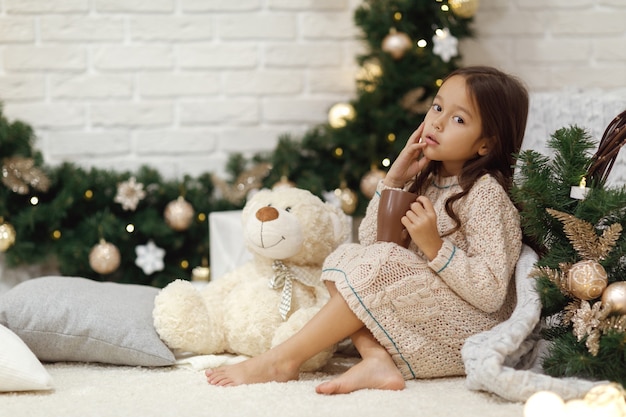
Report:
0,108,243,287
512,123,626,385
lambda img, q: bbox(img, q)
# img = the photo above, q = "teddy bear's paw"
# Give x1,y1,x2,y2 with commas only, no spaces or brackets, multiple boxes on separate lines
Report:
153,279,225,354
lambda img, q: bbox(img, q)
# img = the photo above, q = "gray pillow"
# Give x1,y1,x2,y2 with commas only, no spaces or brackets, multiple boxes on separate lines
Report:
0,276,175,367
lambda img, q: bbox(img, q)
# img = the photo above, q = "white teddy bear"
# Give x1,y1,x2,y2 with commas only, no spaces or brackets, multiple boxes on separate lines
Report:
153,187,350,371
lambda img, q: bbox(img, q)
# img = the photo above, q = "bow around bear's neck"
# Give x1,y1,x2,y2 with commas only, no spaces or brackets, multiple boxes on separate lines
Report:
267,259,324,320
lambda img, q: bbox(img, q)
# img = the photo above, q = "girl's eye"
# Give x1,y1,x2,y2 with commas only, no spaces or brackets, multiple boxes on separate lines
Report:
453,116,464,124
433,104,442,112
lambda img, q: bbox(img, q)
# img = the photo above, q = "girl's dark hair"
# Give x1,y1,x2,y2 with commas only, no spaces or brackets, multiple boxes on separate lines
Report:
408,66,529,235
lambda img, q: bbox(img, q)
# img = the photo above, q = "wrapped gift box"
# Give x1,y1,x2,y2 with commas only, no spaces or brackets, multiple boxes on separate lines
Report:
209,210,253,281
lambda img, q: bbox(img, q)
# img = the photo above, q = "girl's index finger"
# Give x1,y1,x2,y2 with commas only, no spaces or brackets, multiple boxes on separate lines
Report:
416,195,434,212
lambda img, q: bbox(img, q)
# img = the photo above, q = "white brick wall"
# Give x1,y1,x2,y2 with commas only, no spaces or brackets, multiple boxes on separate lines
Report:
462,0,626,90
0,0,624,181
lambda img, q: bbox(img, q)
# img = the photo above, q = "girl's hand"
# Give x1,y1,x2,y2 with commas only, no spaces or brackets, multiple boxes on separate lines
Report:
384,122,430,189
401,196,442,261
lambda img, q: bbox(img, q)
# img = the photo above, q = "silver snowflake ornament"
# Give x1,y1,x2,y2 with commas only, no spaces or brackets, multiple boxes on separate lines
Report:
135,240,165,275
432,27,458,63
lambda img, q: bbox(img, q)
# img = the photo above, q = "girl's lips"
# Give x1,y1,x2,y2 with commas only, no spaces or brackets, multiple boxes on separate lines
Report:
424,134,439,146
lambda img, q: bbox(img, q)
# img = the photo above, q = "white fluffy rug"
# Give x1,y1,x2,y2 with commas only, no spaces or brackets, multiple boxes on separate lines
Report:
0,356,523,417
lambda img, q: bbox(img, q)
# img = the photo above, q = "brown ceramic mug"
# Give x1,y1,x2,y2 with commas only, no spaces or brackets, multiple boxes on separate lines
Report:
377,188,418,248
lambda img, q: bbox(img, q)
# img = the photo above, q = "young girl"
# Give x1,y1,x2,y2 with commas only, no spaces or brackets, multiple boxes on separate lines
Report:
206,66,529,394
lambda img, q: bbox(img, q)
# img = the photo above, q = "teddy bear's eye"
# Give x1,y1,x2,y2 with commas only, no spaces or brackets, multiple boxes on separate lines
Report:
285,206,292,212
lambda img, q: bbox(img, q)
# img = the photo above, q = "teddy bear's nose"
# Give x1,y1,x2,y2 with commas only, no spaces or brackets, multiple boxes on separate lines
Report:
256,206,279,222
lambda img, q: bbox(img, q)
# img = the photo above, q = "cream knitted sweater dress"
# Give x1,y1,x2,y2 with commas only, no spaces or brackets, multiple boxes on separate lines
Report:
321,174,522,379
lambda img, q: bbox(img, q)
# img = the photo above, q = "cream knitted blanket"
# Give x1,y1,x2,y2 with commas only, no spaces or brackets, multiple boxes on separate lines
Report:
461,245,602,402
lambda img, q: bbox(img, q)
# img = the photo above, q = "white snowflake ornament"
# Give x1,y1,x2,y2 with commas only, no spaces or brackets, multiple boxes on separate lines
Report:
135,240,165,275
115,176,146,211
432,28,458,63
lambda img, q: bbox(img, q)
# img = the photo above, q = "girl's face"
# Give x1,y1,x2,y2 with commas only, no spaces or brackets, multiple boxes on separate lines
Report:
421,75,490,176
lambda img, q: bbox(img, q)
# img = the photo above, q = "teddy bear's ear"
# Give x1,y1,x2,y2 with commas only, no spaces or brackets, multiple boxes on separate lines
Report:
325,203,351,246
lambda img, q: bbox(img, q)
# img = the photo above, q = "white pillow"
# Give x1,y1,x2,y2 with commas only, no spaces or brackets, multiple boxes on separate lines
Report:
0,323,53,392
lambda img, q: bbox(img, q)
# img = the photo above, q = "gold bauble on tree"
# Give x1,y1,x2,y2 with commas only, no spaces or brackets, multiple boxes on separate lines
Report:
0,219,16,252
89,239,121,275
567,260,608,301
328,103,356,128
448,0,479,19
382,29,412,60
360,166,386,199
164,196,195,231
601,281,626,315
334,182,358,215
273,175,296,190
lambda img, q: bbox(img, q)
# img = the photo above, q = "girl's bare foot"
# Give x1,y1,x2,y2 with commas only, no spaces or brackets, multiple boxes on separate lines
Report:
315,354,405,395
205,351,300,387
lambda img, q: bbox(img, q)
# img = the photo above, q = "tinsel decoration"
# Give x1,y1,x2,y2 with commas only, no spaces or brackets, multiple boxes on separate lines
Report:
565,297,626,356
1,156,50,194
547,208,622,261
212,163,272,205
532,266,571,298
399,87,431,115
114,176,146,211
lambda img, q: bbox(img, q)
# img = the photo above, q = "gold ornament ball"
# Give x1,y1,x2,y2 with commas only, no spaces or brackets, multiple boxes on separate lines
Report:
360,168,386,199
89,240,121,275
382,30,412,60
335,186,358,215
448,0,479,19
567,260,608,300
0,221,17,252
328,103,356,128
601,281,626,315
164,196,195,231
